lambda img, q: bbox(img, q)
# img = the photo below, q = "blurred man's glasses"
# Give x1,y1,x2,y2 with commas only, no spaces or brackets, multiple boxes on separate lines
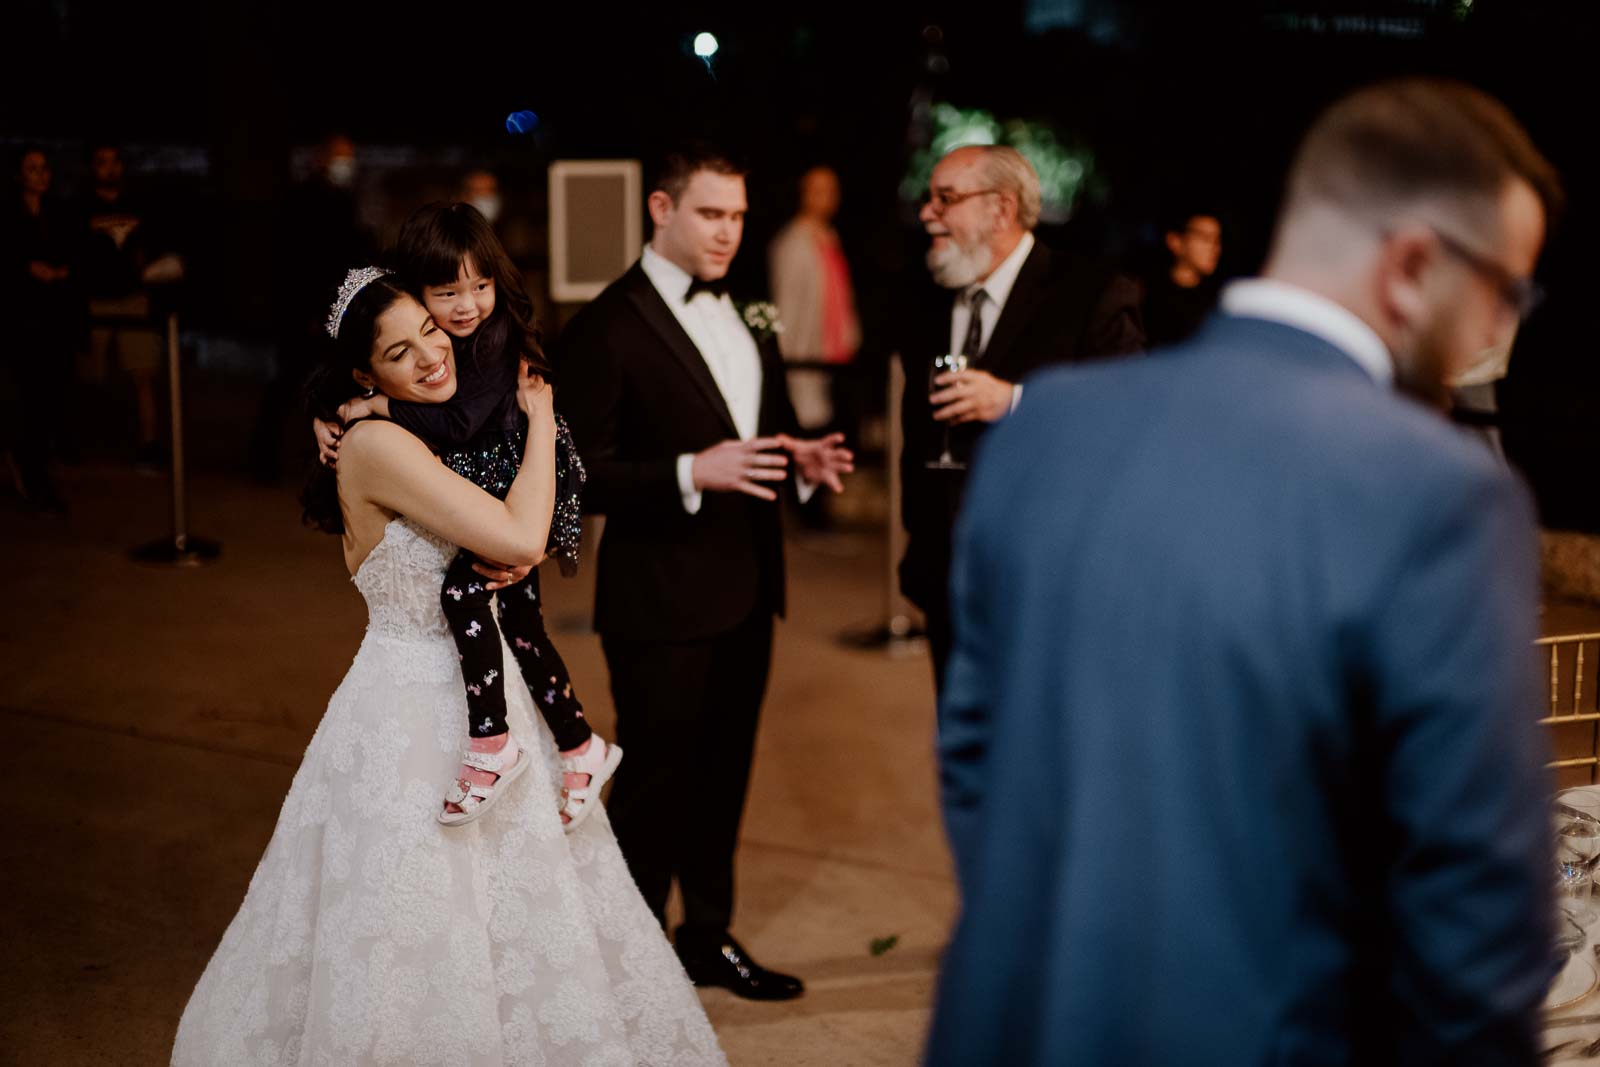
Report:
922,188,999,215
1430,227,1544,320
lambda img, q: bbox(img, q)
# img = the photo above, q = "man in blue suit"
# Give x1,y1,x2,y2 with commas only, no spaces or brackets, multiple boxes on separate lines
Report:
928,79,1563,1065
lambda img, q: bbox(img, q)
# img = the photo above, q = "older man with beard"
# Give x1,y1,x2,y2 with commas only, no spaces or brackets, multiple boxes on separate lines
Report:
899,144,1143,703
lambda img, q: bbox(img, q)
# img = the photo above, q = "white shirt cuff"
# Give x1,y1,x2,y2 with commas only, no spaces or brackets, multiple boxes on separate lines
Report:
1009,383,1023,413
796,476,817,504
675,453,703,514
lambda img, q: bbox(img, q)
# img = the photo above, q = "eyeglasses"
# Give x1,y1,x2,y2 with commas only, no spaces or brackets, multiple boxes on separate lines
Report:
920,187,1000,215
1429,227,1544,320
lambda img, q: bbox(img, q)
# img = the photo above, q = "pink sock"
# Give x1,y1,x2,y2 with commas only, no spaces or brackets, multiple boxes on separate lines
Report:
469,732,511,754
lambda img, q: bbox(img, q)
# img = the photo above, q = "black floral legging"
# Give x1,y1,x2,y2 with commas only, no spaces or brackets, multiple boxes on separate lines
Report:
440,551,592,752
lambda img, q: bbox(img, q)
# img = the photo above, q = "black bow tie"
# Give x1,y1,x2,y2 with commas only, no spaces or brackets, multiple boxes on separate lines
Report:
685,277,730,303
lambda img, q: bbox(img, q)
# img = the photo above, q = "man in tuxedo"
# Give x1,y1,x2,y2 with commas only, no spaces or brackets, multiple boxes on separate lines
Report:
928,79,1560,1065
555,142,851,1001
899,145,1143,698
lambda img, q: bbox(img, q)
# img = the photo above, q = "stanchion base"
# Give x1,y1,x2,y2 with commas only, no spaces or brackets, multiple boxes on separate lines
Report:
130,537,222,567
836,621,927,657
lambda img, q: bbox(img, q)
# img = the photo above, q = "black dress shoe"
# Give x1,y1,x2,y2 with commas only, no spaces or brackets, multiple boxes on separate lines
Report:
674,930,805,1001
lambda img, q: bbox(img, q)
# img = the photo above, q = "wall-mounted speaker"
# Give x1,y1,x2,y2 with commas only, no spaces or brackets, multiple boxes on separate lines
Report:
548,160,642,303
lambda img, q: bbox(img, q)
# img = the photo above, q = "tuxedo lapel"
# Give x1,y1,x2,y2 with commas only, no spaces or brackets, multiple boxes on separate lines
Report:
622,265,740,437
755,333,792,436
978,243,1052,374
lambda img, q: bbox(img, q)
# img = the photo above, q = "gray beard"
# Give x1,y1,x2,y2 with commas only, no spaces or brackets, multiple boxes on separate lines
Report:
926,239,993,290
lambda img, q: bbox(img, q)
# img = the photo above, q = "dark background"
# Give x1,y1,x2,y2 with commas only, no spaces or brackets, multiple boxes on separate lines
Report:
3,0,1594,524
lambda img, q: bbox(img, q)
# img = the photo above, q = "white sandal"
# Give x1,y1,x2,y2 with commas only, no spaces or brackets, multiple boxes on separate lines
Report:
438,740,530,826
559,737,623,833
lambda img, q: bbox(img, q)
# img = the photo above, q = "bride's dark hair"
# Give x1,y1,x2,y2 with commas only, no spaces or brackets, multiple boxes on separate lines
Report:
298,273,413,535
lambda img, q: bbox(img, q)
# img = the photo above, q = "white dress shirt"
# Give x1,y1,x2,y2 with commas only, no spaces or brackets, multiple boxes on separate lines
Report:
639,245,813,513
1220,278,1394,389
948,230,1034,413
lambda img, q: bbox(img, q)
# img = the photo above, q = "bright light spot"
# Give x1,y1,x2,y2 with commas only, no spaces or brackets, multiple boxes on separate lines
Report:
694,32,719,58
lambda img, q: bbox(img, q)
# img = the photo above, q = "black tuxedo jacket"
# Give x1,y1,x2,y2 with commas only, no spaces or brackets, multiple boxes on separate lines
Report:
555,261,801,642
899,241,1145,609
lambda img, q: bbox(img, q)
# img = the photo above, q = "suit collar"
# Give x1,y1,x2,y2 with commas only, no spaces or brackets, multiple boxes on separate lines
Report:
1192,313,1388,388
1220,279,1393,389
622,261,740,436
978,239,1051,370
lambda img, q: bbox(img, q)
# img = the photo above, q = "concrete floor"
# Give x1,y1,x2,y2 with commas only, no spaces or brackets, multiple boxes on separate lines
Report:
8,454,1599,1067
0,464,953,1066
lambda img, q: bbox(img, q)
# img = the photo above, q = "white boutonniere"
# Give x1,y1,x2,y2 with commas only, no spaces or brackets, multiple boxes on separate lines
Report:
738,301,784,342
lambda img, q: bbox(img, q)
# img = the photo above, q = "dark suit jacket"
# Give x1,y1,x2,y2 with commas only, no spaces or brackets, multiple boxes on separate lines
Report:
927,314,1553,1066
554,261,800,642
898,240,1143,610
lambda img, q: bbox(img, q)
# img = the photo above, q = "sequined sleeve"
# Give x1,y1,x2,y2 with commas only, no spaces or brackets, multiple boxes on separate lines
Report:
548,414,587,577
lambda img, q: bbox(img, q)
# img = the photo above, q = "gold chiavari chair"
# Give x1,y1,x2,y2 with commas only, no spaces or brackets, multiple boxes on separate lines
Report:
1539,632,1600,788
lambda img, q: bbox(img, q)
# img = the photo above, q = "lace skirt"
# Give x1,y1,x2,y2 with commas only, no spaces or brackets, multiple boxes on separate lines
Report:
172,628,724,1067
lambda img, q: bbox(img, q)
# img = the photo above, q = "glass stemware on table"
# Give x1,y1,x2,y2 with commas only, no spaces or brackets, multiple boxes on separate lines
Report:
1555,789,1600,926
1548,790,1600,1015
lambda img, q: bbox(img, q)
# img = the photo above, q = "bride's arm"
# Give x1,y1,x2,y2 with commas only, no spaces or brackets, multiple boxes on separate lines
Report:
340,376,558,566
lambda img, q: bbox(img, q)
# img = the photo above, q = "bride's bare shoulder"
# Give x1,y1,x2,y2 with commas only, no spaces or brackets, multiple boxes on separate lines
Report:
338,419,428,468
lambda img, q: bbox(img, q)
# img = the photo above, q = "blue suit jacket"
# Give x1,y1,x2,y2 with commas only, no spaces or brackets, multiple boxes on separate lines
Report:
928,315,1553,1066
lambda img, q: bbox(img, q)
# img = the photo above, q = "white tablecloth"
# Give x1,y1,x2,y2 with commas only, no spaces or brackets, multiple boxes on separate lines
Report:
1545,786,1600,1060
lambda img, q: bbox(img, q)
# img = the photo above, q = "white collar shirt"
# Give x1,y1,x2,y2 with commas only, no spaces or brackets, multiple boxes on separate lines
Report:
949,230,1035,358
1220,278,1394,389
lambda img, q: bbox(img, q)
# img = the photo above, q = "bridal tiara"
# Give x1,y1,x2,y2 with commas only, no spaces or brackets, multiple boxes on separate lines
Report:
326,266,393,339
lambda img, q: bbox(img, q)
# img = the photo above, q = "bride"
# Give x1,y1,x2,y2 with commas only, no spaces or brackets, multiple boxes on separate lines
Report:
172,268,725,1066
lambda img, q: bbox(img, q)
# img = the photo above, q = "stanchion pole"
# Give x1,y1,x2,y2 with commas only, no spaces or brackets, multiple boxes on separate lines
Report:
884,353,919,643
131,312,221,566
836,352,925,655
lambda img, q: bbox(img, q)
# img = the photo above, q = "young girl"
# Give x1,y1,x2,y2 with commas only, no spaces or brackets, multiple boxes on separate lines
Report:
315,202,620,830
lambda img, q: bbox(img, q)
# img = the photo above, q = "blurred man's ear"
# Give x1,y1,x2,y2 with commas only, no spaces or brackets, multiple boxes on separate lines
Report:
647,190,675,229
1376,225,1439,331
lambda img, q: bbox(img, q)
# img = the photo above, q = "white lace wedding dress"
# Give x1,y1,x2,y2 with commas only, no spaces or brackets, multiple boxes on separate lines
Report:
173,518,725,1066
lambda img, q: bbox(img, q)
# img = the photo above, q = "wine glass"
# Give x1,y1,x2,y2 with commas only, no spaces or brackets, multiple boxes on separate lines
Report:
926,352,969,470
1555,790,1600,925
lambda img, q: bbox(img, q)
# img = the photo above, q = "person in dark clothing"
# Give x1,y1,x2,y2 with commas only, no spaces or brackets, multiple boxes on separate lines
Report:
79,143,176,467
312,204,619,832
1141,209,1222,347
252,134,375,483
3,146,80,511
901,144,1144,697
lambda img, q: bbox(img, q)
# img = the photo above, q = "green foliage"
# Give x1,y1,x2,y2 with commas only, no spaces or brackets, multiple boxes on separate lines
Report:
901,105,1095,222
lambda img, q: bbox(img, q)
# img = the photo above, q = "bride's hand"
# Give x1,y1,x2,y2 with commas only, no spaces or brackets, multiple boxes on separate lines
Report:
516,363,554,421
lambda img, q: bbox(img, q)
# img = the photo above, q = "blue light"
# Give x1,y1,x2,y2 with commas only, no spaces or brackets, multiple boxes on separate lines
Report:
505,110,540,135
693,32,719,58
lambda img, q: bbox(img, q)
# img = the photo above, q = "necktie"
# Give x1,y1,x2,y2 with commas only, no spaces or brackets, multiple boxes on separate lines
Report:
961,288,989,358
685,276,730,303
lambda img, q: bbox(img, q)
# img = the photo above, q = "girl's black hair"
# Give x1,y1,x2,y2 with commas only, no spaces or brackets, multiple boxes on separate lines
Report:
298,273,413,535
395,202,552,379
